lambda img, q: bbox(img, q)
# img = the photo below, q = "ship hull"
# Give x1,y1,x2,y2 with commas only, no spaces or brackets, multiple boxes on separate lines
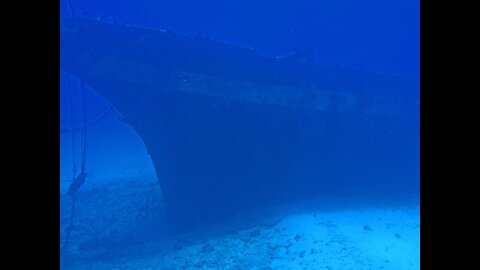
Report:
60,18,419,232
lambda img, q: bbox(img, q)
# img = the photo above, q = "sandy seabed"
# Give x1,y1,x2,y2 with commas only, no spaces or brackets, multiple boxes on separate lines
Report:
65,190,419,270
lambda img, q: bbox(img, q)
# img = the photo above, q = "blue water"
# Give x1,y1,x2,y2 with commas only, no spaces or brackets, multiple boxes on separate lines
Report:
60,0,419,269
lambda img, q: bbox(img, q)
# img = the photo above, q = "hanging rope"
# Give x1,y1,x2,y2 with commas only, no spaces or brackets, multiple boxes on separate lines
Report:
64,81,88,198
65,74,77,177
61,104,114,125
60,104,114,134
60,79,115,134
61,80,88,253
80,81,87,175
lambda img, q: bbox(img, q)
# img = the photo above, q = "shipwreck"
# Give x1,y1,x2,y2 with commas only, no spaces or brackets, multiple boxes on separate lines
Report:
60,17,419,232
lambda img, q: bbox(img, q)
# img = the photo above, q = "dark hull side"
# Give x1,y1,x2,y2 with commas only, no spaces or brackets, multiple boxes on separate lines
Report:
60,18,419,232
